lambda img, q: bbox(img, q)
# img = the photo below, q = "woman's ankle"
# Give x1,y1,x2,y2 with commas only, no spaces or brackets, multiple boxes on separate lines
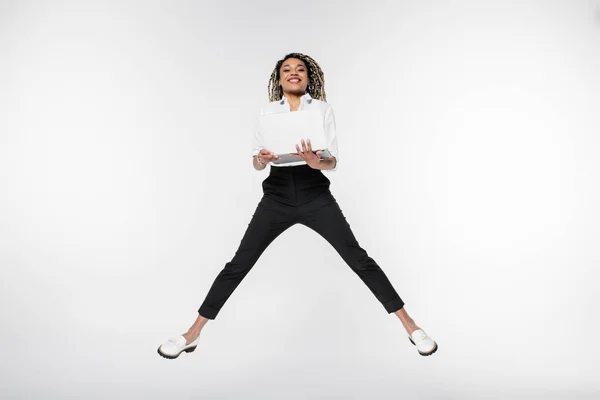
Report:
183,329,201,344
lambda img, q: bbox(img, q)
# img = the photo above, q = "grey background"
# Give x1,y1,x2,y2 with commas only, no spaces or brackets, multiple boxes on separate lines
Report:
1,0,599,399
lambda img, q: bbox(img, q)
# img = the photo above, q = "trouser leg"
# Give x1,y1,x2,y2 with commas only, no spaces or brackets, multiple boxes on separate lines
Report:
198,196,295,319
297,193,405,313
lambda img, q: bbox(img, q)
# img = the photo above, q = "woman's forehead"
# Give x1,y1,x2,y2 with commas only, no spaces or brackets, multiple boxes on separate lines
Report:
281,58,306,68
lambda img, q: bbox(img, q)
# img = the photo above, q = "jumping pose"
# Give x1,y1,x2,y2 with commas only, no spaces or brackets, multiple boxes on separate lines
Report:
158,52,437,359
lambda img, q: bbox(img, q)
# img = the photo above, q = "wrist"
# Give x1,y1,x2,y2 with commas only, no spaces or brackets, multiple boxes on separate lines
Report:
308,159,322,170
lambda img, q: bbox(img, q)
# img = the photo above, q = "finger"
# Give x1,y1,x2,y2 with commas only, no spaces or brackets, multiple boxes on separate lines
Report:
306,139,313,153
316,150,321,159
262,149,277,159
300,139,308,154
296,145,307,161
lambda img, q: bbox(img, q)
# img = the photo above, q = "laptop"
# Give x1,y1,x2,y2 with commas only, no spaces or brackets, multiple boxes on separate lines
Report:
258,109,331,164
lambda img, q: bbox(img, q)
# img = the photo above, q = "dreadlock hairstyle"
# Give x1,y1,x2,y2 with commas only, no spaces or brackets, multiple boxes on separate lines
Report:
268,52,327,103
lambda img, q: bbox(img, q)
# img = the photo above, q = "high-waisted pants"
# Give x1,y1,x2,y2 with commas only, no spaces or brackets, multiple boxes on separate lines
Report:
197,164,405,319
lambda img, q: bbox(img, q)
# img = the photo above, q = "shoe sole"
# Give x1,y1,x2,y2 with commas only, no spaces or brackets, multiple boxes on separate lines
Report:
408,337,438,356
157,345,197,359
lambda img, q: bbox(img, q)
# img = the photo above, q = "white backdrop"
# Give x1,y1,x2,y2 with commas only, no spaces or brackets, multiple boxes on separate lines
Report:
1,0,599,399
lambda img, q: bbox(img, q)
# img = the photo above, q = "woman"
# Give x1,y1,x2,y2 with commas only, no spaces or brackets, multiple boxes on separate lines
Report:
158,52,437,359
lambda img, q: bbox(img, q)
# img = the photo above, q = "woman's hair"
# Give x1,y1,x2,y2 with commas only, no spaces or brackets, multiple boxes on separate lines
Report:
268,52,326,102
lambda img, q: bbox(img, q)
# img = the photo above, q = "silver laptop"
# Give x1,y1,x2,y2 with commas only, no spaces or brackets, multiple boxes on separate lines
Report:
258,109,331,164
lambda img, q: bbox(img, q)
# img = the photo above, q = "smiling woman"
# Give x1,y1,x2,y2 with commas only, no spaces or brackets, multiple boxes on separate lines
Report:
254,53,338,171
157,52,438,360
279,58,310,99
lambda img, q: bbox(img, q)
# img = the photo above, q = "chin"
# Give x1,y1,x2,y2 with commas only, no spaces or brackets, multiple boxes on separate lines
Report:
286,88,306,95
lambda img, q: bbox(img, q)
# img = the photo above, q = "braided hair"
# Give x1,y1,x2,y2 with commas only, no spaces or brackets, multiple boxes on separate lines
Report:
268,52,327,103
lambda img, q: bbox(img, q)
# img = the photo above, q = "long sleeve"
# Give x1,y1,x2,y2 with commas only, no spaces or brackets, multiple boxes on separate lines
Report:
251,108,264,158
322,105,339,172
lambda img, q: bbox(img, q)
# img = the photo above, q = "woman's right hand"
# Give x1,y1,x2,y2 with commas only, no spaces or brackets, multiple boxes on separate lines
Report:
257,149,279,165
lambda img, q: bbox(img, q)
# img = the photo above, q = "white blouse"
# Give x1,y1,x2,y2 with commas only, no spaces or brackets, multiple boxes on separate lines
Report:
252,92,339,172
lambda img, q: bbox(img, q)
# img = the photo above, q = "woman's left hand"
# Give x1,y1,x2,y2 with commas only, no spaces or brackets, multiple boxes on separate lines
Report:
291,138,322,169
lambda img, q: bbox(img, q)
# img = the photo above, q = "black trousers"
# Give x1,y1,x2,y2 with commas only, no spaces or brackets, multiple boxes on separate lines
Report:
198,164,405,319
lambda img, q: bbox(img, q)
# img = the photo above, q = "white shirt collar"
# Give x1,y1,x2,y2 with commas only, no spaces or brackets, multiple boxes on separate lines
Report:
279,92,313,105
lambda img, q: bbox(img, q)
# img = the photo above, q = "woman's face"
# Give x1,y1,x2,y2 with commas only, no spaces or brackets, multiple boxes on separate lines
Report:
278,58,309,96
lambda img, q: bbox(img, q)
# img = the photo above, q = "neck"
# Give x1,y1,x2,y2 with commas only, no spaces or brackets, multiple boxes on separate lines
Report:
283,91,303,107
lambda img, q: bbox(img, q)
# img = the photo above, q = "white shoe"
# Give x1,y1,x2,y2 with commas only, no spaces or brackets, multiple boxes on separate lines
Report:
408,329,438,356
157,334,200,359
